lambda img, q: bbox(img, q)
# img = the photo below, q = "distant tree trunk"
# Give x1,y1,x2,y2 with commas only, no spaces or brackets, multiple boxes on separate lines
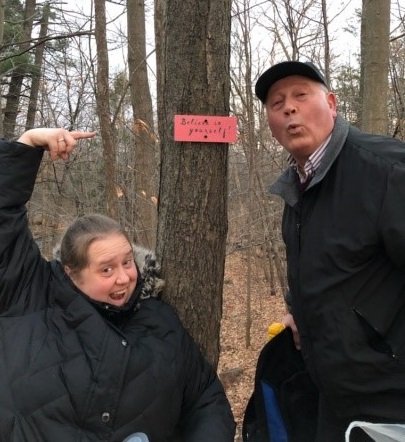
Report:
320,0,331,85
127,0,158,248
26,2,50,130
360,0,391,134
155,0,232,367
94,0,117,218
3,0,36,139
0,0,4,137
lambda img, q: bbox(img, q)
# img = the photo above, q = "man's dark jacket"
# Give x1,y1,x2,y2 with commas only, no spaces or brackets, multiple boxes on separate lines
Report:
0,140,235,442
270,115,405,420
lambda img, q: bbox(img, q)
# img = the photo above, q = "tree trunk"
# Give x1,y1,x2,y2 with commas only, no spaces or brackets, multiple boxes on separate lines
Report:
127,0,158,248
321,0,331,86
360,0,391,134
155,0,232,367
26,2,50,130
94,0,117,218
0,0,5,137
3,0,36,139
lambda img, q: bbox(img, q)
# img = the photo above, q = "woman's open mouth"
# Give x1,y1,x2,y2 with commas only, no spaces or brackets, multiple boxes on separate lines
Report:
110,290,126,301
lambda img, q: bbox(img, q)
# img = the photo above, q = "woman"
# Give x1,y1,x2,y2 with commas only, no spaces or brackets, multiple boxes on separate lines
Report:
0,128,235,441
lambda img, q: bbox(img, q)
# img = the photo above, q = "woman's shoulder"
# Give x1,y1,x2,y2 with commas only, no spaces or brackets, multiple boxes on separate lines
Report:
132,298,193,353
139,297,181,324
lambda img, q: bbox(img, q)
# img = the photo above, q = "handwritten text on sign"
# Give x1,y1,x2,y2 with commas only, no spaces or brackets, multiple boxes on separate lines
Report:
174,115,237,143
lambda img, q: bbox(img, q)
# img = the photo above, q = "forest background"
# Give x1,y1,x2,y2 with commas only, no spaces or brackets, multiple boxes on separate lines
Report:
1,0,404,436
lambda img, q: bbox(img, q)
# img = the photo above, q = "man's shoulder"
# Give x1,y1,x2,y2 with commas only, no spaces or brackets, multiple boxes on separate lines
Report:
345,126,405,164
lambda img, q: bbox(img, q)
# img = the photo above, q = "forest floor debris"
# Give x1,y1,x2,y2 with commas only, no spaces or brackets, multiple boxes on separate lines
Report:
218,251,286,441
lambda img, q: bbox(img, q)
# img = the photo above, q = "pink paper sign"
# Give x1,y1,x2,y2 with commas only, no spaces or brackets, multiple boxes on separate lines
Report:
174,115,237,143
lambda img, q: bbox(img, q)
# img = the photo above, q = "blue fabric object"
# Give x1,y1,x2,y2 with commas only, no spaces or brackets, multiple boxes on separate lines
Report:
123,433,149,442
261,381,288,442
242,328,318,441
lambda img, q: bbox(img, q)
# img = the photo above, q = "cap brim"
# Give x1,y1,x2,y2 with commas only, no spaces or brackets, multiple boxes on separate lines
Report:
255,61,327,103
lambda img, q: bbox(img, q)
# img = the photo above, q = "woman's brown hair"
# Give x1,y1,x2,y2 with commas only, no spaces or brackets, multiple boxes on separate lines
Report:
60,214,132,273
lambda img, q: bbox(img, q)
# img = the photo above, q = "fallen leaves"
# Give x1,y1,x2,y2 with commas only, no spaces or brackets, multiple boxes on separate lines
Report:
219,251,287,440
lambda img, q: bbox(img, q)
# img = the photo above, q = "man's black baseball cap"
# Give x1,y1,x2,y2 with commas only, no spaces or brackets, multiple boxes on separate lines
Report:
255,61,328,104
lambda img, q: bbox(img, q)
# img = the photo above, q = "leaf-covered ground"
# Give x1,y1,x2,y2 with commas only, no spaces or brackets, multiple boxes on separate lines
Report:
218,252,286,441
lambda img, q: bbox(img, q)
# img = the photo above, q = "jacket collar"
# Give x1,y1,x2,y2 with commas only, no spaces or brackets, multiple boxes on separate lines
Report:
269,114,350,207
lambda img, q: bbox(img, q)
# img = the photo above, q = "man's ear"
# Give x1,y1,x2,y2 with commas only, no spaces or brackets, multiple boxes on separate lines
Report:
64,266,73,277
327,91,338,117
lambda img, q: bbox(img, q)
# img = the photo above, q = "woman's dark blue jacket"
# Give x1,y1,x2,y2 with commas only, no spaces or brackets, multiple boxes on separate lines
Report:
0,139,235,442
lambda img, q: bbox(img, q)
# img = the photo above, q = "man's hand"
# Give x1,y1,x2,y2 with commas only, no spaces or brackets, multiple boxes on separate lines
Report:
282,313,301,349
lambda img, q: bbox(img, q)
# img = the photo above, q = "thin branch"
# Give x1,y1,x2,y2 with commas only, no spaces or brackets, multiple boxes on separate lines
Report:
0,31,94,62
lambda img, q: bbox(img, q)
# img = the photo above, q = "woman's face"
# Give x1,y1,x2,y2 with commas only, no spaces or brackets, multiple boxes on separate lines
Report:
68,233,138,307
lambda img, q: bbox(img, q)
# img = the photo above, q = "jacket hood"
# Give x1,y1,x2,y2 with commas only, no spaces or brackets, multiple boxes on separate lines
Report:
133,246,165,299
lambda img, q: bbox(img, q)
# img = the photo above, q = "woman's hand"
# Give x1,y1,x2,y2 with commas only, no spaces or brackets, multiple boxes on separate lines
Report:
282,313,301,349
17,128,96,161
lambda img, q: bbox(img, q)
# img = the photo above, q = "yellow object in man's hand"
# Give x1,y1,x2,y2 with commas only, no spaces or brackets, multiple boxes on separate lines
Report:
268,322,285,340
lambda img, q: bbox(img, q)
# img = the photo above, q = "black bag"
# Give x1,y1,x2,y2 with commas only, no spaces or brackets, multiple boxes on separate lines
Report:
242,328,319,442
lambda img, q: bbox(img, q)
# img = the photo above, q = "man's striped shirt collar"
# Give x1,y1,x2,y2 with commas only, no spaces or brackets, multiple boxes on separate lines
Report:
288,134,332,183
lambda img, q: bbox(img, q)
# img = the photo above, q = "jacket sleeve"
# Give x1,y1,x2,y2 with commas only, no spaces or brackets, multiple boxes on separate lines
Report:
284,289,293,312
177,327,236,442
0,139,46,313
380,161,405,269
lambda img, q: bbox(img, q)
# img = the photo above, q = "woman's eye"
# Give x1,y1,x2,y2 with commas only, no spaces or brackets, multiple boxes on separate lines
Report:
123,257,134,267
102,267,113,274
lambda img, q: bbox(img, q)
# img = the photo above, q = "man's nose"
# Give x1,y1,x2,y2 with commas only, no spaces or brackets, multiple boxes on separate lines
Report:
283,99,297,115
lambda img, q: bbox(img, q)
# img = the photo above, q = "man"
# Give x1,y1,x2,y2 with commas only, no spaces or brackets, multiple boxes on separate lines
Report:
256,61,405,441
